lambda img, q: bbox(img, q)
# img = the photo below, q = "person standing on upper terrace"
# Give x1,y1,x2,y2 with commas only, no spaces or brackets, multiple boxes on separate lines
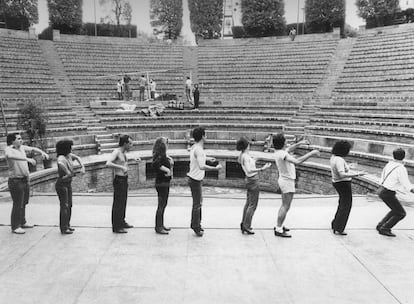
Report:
139,75,147,101
106,135,141,234
376,148,414,237
330,141,366,236
187,127,222,237
272,134,319,238
185,76,193,104
192,83,200,110
5,133,49,234
123,74,131,100
289,28,297,41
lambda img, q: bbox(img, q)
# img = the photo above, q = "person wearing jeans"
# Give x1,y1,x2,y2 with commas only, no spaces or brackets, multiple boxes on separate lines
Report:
187,127,222,237
330,140,365,236
55,139,84,234
236,136,271,235
377,148,414,237
5,133,49,234
152,137,173,234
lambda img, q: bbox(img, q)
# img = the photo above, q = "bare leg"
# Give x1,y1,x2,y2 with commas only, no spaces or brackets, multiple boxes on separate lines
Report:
277,193,294,227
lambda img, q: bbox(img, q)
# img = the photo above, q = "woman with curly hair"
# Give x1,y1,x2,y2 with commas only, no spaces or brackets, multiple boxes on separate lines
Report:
152,137,174,234
55,139,85,234
330,140,365,235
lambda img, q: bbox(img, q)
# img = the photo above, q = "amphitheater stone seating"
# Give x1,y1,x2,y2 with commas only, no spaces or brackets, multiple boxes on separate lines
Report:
53,39,185,99
0,36,60,98
198,37,338,102
333,24,414,97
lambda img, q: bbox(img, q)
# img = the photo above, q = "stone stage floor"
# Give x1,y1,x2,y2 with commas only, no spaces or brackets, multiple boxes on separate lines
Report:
0,189,413,304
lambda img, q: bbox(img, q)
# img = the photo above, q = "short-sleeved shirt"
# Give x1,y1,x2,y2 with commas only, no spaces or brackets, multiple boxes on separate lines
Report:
153,156,172,185
139,77,146,87
240,153,257,178
5,145,29,178
57,155,74,180
150,81,156,92
274,149,296,180
185,79,192,89
330,155,351,183
187,144,206,181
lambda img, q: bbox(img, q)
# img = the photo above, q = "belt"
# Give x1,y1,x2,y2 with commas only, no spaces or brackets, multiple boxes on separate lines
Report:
9,176,28,180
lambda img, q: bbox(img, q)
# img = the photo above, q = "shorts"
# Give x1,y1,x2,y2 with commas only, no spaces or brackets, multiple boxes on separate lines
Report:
278,177,295,194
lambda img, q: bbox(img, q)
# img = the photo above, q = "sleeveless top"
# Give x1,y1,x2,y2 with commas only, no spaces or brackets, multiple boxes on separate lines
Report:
187,144,205,181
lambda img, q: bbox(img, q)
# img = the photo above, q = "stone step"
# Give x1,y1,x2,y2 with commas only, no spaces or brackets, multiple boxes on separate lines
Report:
96,138,116,144
88,126,106,131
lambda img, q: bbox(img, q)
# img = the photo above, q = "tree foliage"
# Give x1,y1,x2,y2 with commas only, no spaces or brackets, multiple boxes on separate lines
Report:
99,0,132,26
188,0,223,39
356,0,400,20
241,0,286,37
0,0,38,30
305,0,345,33
150,0,183,40
47,0,82,34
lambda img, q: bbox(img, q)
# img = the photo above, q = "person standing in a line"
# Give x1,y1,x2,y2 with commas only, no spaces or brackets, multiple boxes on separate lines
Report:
193,84,200,110
153,137,173,234
377,148,414,237
187,127,222,237
273,134,319,238
106,135,140,233
185,76,193,104
5,133,49,234
237,137,271,235
55,139,85,234
330,140,366,236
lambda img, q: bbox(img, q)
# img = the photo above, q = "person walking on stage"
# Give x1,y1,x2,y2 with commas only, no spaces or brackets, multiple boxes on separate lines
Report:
376,148,414,237
273,134,319,238
237,137,271,235
5,133,49,234
106,135,140,233
187,127,222,237
330,140,365,236
55,139,85,234
153,137,174,235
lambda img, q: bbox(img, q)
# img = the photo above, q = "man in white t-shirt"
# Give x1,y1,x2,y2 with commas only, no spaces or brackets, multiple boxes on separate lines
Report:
377,148,414,237
187,127,222,236
5,133,49,234
272,134,319,237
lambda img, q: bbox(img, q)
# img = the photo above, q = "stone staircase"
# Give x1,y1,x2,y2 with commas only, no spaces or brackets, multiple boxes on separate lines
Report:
313,38,357,102
96,133,117,154
38,40,77,98
284,104,318,142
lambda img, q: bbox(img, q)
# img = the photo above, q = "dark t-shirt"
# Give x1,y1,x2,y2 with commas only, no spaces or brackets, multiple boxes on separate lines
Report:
153,156,172,185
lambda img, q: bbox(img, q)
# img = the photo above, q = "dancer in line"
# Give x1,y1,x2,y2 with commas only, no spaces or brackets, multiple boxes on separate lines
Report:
5,133,49,234
330,140,365,236
237,137,271,235
106,135,140,233
187,127,222,237
55,139,85,234
273,134,319,238
377,148,414,237
153,137,174,235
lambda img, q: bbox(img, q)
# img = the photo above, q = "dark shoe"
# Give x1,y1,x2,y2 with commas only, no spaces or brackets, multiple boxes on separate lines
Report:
68,227,75,232
163,226,171,231
155,228,169,235
240,223,243,231
274,228,291,238
241,225,255,235
376,224,382,232
61,229,73,235
113,228,128,234
123,223,134,229
379,229,396,237
283,226,290,232
333,230,347,236
193,229,204,237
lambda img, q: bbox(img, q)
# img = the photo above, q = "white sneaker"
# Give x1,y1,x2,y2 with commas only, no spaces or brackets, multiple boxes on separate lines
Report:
12,228,26,234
